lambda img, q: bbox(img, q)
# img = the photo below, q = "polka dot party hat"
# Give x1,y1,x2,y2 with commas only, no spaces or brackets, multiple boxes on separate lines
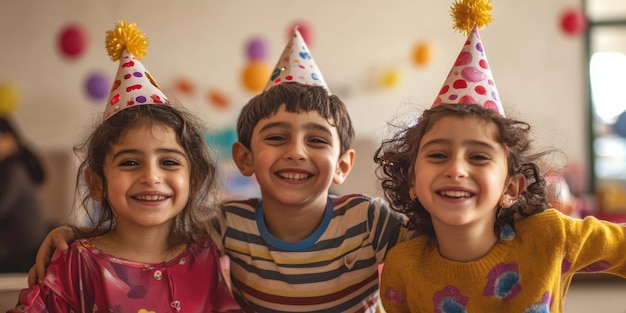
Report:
103,20,171,120
433,0,504,116
264,28,330,94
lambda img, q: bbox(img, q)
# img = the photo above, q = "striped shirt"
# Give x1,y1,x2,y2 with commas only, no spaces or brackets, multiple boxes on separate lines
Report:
223,193,410,313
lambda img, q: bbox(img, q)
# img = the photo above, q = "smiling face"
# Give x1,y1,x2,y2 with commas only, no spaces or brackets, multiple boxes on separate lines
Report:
233,104,353,212
411,115,516,234
99,124,191,231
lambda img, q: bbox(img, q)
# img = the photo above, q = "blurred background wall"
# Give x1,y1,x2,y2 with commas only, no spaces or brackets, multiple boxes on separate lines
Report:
0,0,587,219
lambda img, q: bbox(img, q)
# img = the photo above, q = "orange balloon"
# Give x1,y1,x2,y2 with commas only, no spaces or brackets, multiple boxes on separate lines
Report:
174,77,195,96
412,41,433,66
241,61,271,93
207,88,230,110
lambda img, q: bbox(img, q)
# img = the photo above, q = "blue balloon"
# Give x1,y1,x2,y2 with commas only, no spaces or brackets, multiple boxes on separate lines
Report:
85,72,110,100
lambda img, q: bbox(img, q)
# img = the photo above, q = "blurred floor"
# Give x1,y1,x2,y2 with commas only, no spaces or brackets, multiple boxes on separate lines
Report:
565,276,626,313
0,272,27,312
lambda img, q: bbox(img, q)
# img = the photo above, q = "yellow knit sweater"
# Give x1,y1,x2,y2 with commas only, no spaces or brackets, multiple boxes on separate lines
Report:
380,209,626,312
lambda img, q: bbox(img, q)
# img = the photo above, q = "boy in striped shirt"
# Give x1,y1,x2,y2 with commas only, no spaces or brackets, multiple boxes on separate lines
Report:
225,80,409,312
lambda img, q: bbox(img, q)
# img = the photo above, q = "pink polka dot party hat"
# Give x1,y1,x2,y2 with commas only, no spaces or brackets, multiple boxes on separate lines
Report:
103,20,171,120
264,28,330,94
433,0,504,116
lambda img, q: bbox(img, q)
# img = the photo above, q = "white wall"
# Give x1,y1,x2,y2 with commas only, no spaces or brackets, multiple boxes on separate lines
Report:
0,0,587,191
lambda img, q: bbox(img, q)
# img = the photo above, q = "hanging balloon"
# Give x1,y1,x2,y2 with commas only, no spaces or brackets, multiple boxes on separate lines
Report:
380,68,403,89
0,83,19,115
559,7,586,37
246,36,269,61
174,76,196,97
207,88,230,110
84,72,110,101
412,41,434,67
58,23,87,59
287,20,313,47
241,61,271,93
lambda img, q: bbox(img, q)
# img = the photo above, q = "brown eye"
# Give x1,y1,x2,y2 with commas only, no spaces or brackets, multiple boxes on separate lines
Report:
119,160,139,166
309,137,328,144
469,154,490,161
266,135,286,141
161,159,180,166
427,152,446,159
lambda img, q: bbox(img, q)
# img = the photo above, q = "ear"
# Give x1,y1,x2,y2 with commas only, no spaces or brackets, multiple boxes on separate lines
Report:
500,173,526,208
409,186,417,201
231,141,255,177
333,148,355,185
84,167,104,201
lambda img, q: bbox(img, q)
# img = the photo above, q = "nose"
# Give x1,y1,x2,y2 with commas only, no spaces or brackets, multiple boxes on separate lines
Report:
284,140,306,161
139,164,162,185
444,156,468,179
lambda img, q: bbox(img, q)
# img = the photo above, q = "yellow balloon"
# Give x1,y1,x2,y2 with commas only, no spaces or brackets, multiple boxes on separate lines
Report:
241,61,271,93
380,68,402,88
412,41,433,66
0,84,19,115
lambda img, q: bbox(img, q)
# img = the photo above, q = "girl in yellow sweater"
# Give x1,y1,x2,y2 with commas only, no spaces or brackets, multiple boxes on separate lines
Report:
374,1,626,311
375,102,626,312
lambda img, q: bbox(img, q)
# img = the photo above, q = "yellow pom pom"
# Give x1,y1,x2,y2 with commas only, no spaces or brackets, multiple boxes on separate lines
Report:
450,0,493,36
105,20,149,61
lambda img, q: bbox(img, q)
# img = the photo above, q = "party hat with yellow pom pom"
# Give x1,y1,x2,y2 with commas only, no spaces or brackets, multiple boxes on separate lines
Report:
433,0,504,116
103,20,171,120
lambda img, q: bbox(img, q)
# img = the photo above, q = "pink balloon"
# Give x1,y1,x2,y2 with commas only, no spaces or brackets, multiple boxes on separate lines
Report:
559,8,586,36
288,20,313,47
58,23,87,59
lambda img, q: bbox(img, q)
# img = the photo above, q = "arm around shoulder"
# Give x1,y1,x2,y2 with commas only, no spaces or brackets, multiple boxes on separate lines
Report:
29,225,76,286
379,240,415,313
10,242,82,312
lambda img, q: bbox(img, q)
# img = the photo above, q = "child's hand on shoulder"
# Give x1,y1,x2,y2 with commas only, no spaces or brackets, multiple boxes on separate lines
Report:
28,226,74,286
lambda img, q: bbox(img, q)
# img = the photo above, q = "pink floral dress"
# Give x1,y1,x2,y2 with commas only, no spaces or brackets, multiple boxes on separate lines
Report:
7,238,241,313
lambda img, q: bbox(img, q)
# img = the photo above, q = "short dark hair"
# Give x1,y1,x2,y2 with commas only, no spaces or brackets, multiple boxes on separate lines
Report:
236,82,354,154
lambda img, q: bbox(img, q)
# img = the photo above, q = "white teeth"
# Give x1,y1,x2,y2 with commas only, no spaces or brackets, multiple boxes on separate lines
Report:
135,195,166,201
439,190,471,198
278,172,309,180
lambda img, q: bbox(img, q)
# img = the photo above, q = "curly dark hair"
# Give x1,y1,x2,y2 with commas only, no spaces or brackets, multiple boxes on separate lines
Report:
72,104,222,250
374,103,552,239
236,82,354,155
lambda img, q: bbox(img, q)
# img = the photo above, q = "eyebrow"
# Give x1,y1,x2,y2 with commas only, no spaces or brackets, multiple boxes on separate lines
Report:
258,121,333,136
112,148,186,160
420,138,497,151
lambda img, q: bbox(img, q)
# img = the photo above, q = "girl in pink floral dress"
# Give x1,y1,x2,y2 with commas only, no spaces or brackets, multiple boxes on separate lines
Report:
7,21,240,313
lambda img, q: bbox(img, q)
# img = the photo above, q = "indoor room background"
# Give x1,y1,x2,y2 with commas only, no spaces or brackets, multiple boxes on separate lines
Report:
1,0,626,311
0,0,590,222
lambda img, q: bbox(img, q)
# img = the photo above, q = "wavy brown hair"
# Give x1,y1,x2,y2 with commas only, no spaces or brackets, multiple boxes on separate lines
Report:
72,104,222,250
375,103,552,239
